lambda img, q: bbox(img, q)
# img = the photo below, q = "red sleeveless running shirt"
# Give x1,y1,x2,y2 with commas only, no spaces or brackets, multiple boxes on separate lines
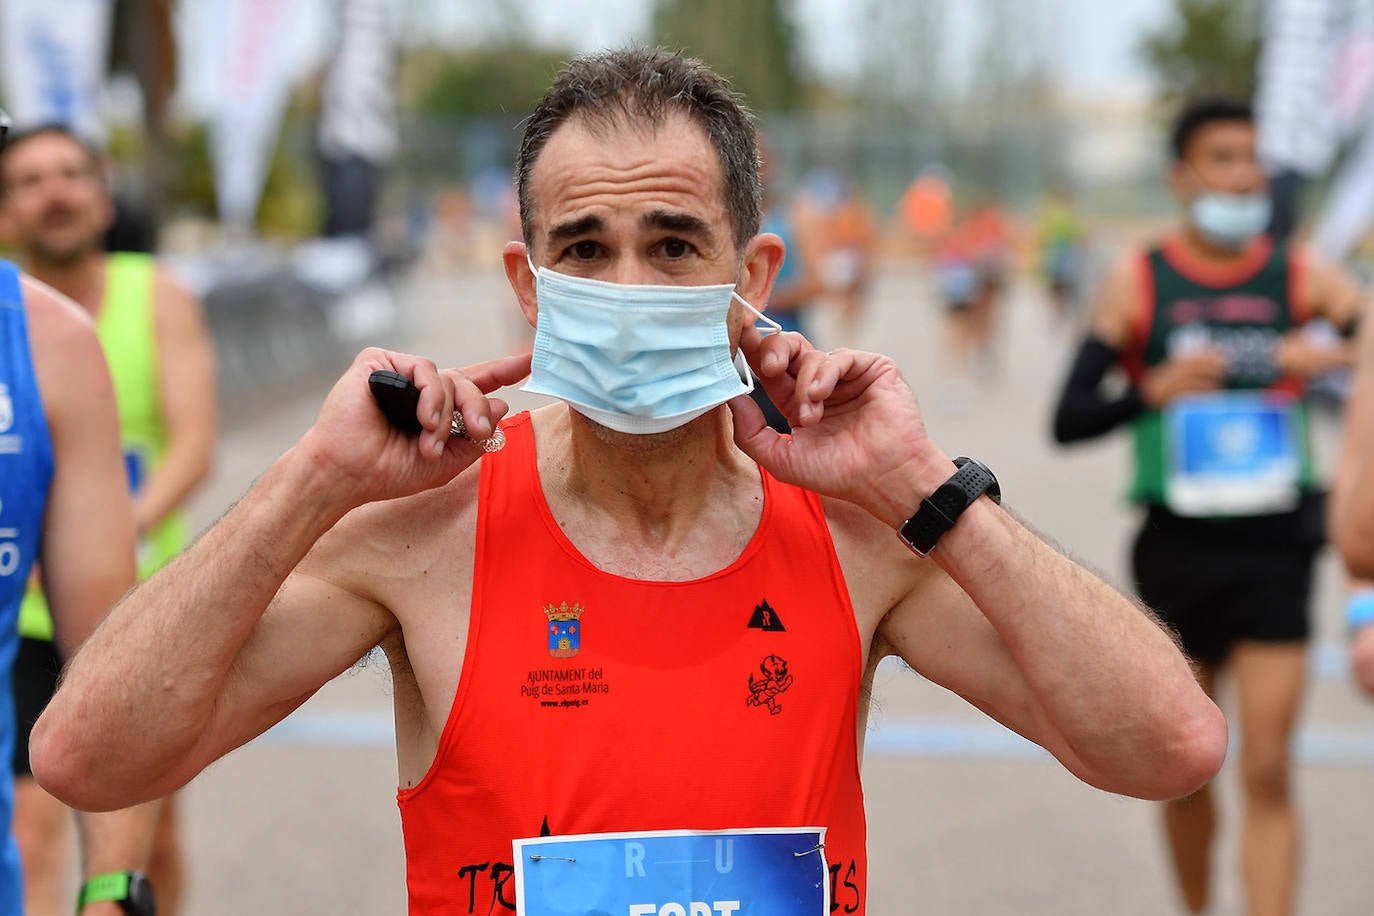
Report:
397,412,868,914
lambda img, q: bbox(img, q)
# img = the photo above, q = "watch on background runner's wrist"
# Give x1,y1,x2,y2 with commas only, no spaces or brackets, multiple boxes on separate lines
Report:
77,871,156,916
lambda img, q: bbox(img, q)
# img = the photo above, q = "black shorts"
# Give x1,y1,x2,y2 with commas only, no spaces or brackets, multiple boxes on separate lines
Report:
1132,499,1322,664
11,637,62,778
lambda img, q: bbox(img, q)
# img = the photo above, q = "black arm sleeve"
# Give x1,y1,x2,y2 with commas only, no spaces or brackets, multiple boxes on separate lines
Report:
1051,335,1146,444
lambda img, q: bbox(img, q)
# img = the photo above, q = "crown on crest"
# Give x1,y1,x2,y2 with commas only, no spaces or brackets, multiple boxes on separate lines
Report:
543,601,584,622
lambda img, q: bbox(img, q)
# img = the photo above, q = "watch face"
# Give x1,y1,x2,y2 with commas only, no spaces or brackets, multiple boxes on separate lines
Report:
127,873,157,916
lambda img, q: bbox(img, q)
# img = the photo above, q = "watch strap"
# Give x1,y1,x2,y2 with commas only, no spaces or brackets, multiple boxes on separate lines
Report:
78,872,132,910
898,457,1000,557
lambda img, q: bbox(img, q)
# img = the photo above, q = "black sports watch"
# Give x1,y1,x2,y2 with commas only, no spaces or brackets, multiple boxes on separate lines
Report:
898,457,1001,557
77,871,156,916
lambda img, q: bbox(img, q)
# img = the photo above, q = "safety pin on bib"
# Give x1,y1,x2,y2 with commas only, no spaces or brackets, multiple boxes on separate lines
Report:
793,843,825,858
528,855,577,863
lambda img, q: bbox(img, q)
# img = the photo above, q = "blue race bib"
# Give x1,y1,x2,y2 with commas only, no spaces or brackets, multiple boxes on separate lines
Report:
513,827,829,916
1165,391,1302,517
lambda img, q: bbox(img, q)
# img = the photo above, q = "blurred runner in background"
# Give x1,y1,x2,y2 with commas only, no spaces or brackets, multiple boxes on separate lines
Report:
1051,98,1362,916
0,124,216,916
797,168,878,342
1034,185,1086,320
0,107,158,916
899,165,954,262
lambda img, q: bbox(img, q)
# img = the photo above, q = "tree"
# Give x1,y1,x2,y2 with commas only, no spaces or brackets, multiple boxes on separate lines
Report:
401,45,573,117
1138,0,1261,106
650,0,804,112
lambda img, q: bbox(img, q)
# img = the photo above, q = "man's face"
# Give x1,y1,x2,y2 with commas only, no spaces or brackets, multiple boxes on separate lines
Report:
0,132,112,266
525,111,736,287
1171,119,1266,202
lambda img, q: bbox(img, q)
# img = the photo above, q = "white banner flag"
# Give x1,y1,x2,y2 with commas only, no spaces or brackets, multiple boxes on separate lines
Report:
319,0,401,165
0,0,114,139
205,0,310,233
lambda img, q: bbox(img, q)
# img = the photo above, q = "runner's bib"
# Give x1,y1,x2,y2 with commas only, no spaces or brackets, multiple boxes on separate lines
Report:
1164,391,1302,517
513,827,829,915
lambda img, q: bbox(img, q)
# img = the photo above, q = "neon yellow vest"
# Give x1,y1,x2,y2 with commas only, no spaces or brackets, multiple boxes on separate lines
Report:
19,254,189,641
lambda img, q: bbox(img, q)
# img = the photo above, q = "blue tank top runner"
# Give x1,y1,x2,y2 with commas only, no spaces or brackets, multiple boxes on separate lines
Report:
0,259,54,912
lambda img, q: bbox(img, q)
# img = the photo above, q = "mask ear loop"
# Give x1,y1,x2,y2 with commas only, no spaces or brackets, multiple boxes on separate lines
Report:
733,291,783,335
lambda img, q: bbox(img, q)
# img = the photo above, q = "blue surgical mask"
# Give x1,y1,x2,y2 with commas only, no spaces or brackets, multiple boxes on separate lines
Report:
1189,190,1272,250
521,262,782,435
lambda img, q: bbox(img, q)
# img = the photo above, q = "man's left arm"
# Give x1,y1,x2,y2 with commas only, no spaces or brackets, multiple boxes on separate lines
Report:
134,269,217,534
730,329,1227,801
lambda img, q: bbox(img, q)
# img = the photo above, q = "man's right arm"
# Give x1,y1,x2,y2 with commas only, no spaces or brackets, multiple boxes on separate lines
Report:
32,348,530,810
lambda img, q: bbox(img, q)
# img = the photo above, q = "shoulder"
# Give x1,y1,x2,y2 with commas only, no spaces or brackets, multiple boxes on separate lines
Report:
22,276,105,371
1089,246,1153,347
150,264,206,318
21,276,117,437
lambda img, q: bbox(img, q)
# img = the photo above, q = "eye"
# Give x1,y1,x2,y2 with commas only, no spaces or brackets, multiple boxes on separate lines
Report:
570,240,599,261
660,238,691,259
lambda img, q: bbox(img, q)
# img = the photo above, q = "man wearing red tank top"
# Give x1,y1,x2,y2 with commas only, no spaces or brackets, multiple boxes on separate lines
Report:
32,51,1225,915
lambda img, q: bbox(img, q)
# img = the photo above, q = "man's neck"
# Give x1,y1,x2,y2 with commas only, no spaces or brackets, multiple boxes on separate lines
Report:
21,252,106,316
543,405,758,543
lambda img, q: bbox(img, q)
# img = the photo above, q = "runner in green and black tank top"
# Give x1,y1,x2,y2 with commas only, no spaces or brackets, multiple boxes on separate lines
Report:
1124,235,1317,514
1050,98,1364,916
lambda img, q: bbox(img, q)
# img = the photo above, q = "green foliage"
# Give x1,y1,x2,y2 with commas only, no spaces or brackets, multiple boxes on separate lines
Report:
650,0,804,112
1138,0,1261,107
401,45,573,116
162,112,322,239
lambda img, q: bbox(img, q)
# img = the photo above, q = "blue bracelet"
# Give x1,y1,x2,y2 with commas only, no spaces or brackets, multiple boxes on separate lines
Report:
1346,590,1374,633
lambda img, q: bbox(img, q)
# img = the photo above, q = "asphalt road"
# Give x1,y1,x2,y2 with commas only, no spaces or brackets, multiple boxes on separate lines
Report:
156,257,1373,915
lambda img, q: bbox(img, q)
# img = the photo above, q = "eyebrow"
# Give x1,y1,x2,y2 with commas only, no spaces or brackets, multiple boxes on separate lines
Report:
546,214,605,246
643,209,716,245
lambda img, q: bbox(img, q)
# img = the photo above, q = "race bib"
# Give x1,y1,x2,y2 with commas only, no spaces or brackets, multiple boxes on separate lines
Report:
1165,392,1302,517
513,827,829,916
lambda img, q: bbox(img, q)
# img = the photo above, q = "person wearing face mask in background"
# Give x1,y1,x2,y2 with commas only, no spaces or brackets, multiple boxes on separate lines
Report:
1051,97,1363,916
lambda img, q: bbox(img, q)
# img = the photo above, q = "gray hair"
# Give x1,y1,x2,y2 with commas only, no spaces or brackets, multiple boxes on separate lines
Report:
515,47,762,254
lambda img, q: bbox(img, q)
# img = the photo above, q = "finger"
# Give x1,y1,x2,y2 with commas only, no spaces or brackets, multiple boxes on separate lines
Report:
758,330,814,378
461,352,534,393
789,349,837,425
737,323,767,369
727,394,788,469
370,353,450,435
447,370,500,441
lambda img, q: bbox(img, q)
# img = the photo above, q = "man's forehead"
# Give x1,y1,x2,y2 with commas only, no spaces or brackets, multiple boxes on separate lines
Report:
1188,120,1255,154
6,133,93,171
527,111,727,220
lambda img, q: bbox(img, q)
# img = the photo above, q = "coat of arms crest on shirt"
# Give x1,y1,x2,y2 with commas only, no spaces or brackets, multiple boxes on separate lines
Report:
544,602,584,658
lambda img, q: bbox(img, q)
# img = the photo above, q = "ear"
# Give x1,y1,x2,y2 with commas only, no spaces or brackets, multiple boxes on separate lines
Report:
738,232,786,310
0,207,13,247
502,241,538,330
